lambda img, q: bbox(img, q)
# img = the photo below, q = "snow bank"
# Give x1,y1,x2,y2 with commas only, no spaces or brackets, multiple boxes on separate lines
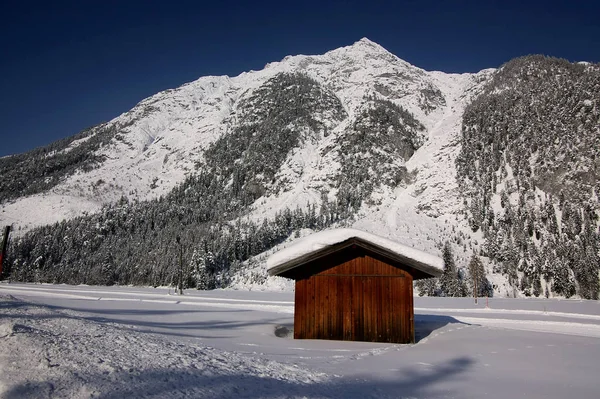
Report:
267,228,444,275
0,295,332,399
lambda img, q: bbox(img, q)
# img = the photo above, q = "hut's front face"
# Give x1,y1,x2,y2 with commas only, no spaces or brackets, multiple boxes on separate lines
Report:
291,245,415,344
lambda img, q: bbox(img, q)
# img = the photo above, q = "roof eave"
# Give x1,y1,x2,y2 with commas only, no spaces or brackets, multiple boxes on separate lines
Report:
268,237,442,279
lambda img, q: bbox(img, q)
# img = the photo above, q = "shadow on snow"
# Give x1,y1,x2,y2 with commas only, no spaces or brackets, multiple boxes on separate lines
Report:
4,356,475,399
0,295,288,340
414,314,469,343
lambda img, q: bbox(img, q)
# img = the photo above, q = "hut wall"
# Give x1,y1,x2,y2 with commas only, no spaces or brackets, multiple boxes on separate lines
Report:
294,249,414,344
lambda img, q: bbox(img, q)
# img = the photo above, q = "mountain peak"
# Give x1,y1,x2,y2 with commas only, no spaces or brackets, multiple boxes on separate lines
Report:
317,37,398,65
351,37,387,52
357,37,377,45
333,37,416,70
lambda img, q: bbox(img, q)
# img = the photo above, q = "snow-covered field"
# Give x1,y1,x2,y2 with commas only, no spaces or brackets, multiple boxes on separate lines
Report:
1,284,599,398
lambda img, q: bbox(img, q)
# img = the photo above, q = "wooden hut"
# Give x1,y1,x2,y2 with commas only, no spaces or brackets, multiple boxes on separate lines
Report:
267,228,443,344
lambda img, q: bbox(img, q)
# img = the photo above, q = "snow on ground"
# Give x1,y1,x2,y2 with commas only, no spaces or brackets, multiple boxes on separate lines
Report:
1,284,600,399
0,295,329,399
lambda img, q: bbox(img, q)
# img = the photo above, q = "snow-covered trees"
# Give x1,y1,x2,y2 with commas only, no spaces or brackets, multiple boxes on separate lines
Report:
439,241,468,297
457,55,600,299
190,247,213,290
0,123,123,203
335,97,424,214
415,277,439,297
4,190,348,287
416,241,470,298
468,254,492,299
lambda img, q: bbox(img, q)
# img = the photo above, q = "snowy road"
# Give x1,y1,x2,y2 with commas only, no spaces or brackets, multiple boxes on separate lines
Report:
1,283,600,398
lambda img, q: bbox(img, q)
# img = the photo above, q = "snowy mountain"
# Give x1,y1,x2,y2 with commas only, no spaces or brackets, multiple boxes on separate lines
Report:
0,38,486,232
1,40,598,299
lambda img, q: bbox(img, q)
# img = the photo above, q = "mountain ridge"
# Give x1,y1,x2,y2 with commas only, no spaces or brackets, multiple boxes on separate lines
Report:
2,40,598,299
1,38,487,234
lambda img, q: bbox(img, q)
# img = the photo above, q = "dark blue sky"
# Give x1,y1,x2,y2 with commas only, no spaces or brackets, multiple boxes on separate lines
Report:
1,0,599,157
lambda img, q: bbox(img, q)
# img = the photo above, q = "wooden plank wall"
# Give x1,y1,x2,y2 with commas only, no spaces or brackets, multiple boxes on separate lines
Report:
294,250,414,344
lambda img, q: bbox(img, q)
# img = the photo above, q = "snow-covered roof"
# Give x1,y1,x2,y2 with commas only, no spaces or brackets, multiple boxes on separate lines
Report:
267,228,443,279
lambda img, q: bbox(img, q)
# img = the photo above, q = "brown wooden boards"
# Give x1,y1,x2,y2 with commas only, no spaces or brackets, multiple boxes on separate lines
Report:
293,247,416,343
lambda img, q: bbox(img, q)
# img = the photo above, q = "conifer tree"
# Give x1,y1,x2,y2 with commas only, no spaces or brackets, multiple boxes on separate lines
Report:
415,277,439,297
468,253,489,301
190,248,209,290
439,241,465,297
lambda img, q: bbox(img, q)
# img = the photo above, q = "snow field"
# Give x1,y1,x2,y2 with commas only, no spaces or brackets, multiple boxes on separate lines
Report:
0,295,331,399
2,284,600,398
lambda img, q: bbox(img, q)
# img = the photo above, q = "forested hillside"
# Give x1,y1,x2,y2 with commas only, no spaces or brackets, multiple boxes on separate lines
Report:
0,123,124,202
457,56,600,299
336,97,425,212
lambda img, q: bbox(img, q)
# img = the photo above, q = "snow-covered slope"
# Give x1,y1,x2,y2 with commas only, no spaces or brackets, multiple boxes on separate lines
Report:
0,38,491,236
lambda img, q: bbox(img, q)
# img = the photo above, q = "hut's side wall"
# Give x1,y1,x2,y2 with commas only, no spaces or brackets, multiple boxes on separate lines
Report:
294,249,414,344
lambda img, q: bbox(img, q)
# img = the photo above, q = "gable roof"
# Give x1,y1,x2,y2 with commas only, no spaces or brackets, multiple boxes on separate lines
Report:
267,228,443,279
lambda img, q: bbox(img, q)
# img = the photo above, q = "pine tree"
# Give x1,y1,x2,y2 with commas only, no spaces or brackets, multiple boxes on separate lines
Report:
439,241,464,297
468,253,489,301
190,248,209,290
457,268,469,297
